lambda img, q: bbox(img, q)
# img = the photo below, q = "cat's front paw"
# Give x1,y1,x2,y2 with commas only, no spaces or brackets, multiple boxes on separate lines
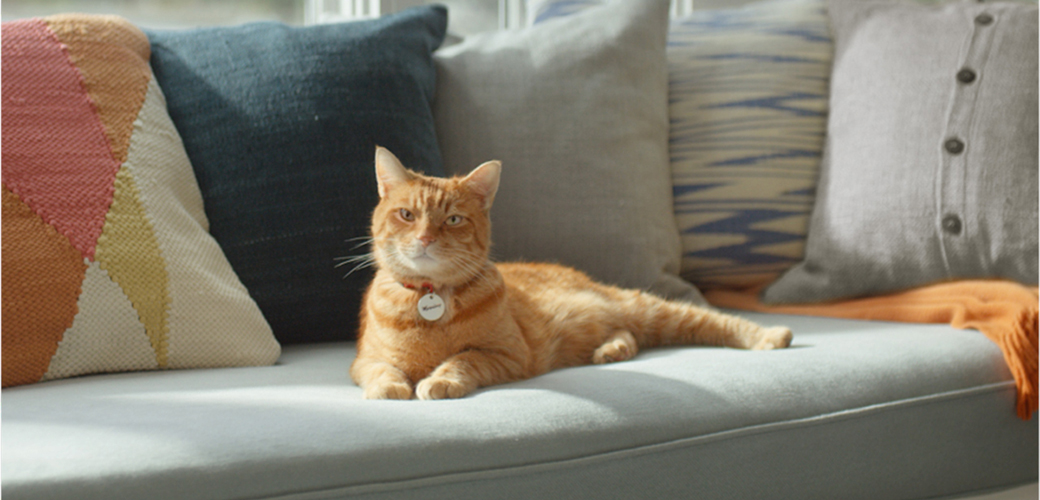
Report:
364,381,414,400
752,326,793,350
416,375,476,400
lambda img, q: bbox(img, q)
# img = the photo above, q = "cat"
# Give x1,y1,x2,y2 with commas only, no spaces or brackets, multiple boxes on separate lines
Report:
350,147,793,400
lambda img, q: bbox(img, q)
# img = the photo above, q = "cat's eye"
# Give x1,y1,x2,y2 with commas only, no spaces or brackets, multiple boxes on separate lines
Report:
399,209,415,222
445,215,464,226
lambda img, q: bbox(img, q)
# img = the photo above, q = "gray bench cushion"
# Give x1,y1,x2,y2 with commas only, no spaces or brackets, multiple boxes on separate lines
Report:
3,312,1036,499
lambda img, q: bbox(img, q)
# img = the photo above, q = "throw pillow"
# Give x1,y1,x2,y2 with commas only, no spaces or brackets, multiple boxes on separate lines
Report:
762,0,1038,303
434,0,706,304
147,7,448,344
1,14,280,387
529,0,832,291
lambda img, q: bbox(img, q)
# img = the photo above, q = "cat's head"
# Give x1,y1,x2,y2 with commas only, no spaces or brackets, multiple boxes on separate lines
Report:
370,147,501,285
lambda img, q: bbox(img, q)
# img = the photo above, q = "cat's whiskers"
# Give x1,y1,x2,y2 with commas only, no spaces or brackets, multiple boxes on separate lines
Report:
334,253,372,267
345,236,375,251
335,252,377,278
333,236,380,278
448,248,498,293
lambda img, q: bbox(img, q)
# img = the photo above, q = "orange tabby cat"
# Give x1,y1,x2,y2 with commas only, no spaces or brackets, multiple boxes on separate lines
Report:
350,147,792,400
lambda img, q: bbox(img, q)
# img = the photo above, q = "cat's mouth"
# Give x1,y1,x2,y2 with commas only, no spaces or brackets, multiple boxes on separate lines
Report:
402,248,440,273
383,241,453,278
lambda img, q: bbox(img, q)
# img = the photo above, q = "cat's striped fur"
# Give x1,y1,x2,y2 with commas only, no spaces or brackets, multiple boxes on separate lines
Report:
350,147,792,400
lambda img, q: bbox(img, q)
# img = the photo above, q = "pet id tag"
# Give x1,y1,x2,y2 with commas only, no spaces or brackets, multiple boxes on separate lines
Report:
417,292,445,321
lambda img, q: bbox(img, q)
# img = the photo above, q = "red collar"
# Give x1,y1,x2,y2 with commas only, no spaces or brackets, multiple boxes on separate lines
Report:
401,281,435,294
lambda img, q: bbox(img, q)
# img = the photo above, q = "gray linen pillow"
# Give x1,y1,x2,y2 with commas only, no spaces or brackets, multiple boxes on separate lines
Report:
433,0,706,303
762,0,1038,304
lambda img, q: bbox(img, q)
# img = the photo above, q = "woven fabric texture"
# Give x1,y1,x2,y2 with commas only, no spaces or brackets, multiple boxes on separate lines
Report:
667,0,830,290
530,0,831,290
762,0,1038,304
147,7,448,344
1,14,280,388
436,0,706,305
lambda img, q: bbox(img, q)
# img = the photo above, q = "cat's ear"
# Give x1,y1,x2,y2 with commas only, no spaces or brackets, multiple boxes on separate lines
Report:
374,146,413,199
463,160,502,211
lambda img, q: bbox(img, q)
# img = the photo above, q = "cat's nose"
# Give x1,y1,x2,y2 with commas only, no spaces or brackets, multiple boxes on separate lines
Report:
417,234,436,248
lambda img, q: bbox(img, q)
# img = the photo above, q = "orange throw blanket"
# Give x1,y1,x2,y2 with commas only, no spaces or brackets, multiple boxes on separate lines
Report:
705,280,1039,420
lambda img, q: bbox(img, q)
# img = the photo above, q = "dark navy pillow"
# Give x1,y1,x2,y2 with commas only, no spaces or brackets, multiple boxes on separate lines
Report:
147,6,447,344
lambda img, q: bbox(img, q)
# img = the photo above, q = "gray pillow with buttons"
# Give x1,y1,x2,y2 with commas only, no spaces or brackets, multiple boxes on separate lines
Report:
762,0,1038,304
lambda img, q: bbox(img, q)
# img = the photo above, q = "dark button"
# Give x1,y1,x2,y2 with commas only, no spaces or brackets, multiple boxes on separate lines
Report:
957,68,976,83
975,13,993,24
945,138,965,154
942,214,963,235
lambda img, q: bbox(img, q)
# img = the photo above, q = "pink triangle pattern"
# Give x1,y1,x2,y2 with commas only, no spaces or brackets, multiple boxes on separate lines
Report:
1,19,121,261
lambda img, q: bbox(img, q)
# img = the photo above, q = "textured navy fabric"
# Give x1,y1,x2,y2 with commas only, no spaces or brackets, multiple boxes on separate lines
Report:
147,7,447,344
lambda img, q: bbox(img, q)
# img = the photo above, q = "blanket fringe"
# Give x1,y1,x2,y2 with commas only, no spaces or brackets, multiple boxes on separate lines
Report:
1004,306,1039,420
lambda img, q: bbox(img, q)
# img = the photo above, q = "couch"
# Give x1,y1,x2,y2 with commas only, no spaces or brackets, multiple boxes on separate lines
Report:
2,0,1037,499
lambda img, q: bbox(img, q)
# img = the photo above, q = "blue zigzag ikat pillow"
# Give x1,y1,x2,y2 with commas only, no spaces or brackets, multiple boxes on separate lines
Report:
147,6,448,344
532,0,831,290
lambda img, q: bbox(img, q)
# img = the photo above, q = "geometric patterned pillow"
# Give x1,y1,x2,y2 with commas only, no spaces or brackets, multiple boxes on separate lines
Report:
1,14,280,387
530,0,832,291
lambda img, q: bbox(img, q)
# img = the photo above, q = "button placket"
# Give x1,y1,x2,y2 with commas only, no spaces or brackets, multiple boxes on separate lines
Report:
936,6,997,273
941,214,963,235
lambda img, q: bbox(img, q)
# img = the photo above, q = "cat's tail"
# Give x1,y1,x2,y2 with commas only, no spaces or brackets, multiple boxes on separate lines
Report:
617,290,791,350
